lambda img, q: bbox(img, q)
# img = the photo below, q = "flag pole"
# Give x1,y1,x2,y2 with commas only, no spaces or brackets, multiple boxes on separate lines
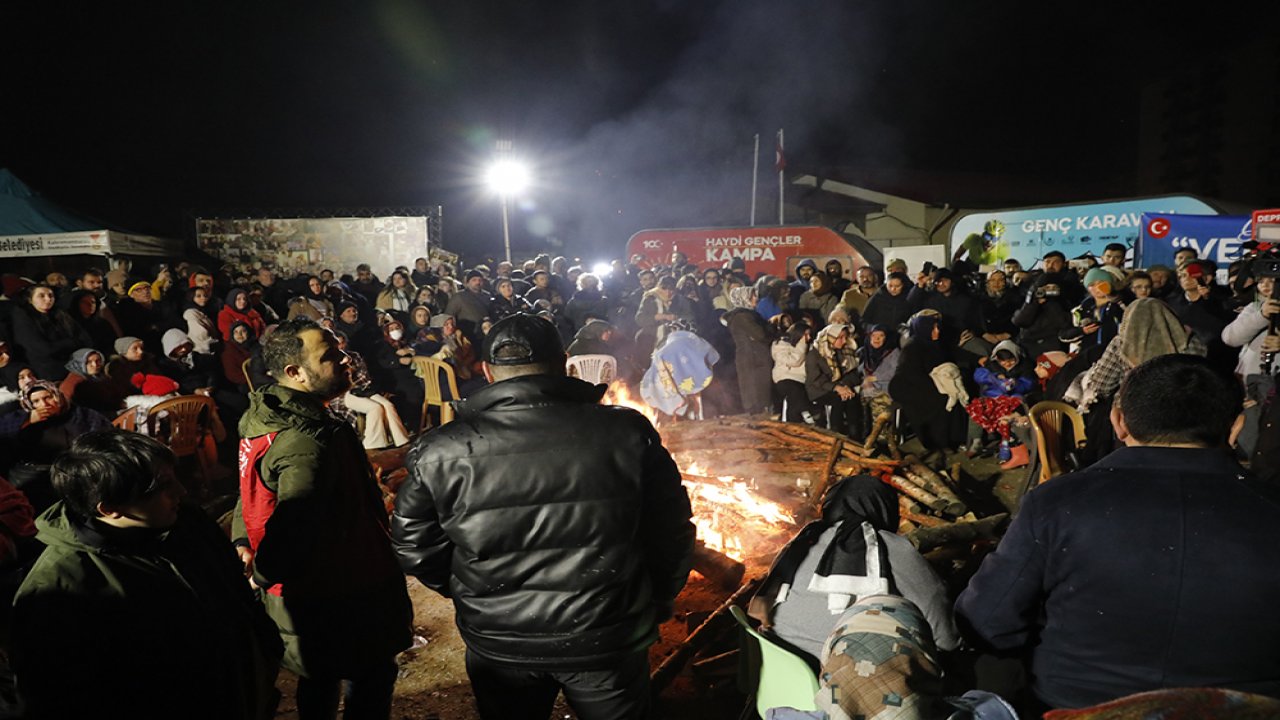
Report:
776,128,785,225
750,134,760,227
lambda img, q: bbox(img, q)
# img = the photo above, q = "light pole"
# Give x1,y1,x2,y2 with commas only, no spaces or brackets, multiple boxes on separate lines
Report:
485,151,530,264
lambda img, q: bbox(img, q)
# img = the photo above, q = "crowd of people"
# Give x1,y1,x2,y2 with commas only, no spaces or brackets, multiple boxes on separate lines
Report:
0,237,1278,719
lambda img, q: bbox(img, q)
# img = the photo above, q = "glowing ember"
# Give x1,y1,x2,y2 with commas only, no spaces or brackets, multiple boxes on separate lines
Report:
681,462,795,562
602,381,660,427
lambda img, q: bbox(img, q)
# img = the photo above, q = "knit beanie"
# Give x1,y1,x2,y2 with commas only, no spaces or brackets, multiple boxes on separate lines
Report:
1083,267,1113,292
114,336,143,357
131,372,178,396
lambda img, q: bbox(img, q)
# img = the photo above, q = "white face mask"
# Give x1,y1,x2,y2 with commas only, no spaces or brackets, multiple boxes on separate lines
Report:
389,329,404,341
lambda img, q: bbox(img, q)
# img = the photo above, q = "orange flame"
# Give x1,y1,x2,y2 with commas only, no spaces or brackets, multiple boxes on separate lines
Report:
602,381,660,427
681,462,795,562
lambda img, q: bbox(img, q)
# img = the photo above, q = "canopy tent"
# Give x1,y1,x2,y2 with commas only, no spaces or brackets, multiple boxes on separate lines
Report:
0,169,183,258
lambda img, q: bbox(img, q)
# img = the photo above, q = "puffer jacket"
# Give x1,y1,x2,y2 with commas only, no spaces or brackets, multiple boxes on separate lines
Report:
392,374,695,669
234,384,412,677
14,502,282,719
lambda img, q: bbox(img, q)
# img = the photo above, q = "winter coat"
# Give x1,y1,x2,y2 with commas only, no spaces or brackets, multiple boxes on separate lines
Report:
489,293,532,322
565,289,610,332
889,338,962,451
974,366,1035,399
1222,299,1272,377
860,288,913,334
392,374,694,669
234,384,413,677
12,304,91,382
13,503,282,719
799,289,839,325
1012,295,1073,358
183,307,220,355
217,290,266,342
724,307,774,413
805,344,859,401
772,339,808,384
444,289,492,340
957,447,1280,709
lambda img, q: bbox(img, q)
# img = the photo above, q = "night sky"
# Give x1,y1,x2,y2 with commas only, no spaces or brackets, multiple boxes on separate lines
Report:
1,1,1272,263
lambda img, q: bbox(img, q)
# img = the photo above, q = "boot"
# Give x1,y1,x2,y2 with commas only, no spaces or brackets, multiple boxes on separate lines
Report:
1000,443,1030,470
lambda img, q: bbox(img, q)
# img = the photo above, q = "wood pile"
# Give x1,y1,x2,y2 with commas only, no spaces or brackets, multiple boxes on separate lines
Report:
659,416,1008,557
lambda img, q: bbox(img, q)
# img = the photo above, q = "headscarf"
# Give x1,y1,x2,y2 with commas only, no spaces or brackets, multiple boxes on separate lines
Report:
907,310,941,343
814,323,856,382
19,380,65,415
821,474,899,530
224,287,249,311
0,362,31,391
1118,297,1187,368
114,336,143,357
428,313,454,330
406,304,432,336
227,321,257,350
728,285,756,310
64,348,104,379
857,324,898,374
382,319,408,349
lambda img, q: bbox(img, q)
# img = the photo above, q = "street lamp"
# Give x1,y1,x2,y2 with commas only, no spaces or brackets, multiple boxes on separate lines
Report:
485,157,530,264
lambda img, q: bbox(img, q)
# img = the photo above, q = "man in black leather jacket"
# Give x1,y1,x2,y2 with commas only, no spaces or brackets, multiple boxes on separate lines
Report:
392,314,694,720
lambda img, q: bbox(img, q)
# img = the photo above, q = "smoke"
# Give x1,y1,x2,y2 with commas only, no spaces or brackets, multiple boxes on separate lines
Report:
552,0,900,257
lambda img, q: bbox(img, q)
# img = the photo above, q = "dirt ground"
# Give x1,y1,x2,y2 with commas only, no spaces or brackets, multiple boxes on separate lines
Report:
262,431,1030,719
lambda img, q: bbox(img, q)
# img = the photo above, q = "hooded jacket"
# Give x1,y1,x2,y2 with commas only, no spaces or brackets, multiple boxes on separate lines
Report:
217,289,266,342
392,374,695,669
13,502,282,719
234,384,412,676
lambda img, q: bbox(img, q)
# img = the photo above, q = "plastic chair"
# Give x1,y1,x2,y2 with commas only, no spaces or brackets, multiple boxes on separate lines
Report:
146,395,219,488
729,606,820,718
412,356,461,433
1028,400,1087,484
112,408,138,432
565,354,617,385
242,358,254,392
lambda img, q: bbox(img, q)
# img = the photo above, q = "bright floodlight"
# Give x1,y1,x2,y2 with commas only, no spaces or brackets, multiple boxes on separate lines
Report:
485,159,530,196
592,262,613,277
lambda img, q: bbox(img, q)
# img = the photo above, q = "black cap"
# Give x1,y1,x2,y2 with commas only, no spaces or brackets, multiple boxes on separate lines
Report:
481,314,565,366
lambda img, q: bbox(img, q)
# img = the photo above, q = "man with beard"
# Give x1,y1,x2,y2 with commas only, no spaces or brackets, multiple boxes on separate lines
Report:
234,318,412,719
840,266,881,320
788,259,819,309
1034,251,1084,307
445,270,492,345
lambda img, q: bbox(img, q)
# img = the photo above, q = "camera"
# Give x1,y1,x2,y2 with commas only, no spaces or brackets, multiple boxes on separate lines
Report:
1255,259,1280,279
1034,284,1061,299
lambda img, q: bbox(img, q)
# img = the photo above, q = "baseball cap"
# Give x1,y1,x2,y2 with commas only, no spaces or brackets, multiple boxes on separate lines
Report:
482,314,565,366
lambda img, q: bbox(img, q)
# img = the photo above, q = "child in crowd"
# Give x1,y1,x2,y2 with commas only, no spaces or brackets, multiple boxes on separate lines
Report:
967,341,1035,469
771,323,814,424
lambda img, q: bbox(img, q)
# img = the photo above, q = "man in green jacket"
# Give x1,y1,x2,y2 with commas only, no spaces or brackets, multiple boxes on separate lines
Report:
12,429,282,719
234,317,412,720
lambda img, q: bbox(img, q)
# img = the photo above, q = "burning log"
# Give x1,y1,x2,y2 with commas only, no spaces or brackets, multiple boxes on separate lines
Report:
901,458,967,516
651,577,762,694
905,513,1009,552
691,541,746,590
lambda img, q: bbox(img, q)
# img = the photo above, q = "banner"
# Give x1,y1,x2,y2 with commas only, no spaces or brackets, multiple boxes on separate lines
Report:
196,216,430,278
0,231,111,258
950,196,1217,270
1138,213,1252,270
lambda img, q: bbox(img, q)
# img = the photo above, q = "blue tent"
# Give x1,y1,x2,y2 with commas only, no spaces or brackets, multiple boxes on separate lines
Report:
0,169,181,257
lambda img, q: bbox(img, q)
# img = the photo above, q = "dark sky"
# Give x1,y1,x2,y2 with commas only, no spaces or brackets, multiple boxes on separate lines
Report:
1,1,1271,262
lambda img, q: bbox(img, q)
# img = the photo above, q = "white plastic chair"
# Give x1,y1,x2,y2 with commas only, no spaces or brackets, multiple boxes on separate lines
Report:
566,354,617,385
